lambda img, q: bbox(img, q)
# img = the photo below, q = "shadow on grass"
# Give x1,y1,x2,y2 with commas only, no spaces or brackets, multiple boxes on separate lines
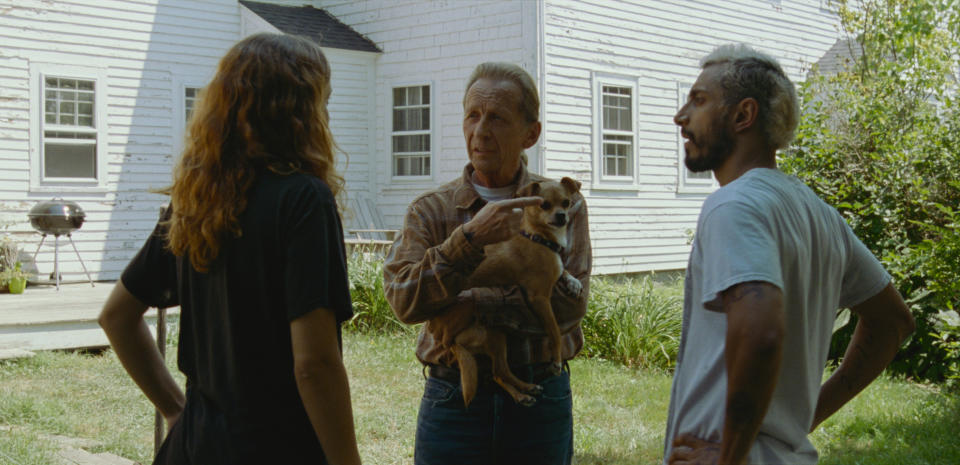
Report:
576,452,656,465
818,390,960,465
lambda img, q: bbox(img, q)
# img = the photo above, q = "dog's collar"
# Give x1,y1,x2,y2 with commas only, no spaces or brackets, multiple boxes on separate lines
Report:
519,230,564,255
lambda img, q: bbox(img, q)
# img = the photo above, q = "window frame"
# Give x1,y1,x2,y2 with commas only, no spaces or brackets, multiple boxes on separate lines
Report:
676,81,718,194
592,73,639,190
173,77,208,160
389,82,435,182
29,62,109,192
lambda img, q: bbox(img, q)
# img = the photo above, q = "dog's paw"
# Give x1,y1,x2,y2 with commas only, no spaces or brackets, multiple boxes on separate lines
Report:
558,272,582,298
549,362,563,376
518,394,538,407
525,384,544,396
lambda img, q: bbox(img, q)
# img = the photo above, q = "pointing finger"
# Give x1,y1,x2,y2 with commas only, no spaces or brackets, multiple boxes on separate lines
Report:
499,196,542,210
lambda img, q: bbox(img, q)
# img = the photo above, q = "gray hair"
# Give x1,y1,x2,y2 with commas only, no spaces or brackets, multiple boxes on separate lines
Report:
464,62,540,123
701,44,799,150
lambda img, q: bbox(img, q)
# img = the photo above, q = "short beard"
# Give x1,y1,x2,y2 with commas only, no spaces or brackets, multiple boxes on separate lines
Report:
684,111,735,173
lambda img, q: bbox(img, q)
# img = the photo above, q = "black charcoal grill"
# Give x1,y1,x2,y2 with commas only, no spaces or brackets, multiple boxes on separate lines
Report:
28,198,94,289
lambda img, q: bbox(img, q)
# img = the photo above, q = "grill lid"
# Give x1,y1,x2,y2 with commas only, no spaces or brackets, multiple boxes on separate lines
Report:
28,198,86,235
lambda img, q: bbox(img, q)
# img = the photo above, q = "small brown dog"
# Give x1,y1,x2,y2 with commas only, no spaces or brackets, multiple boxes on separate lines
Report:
438,176,581,407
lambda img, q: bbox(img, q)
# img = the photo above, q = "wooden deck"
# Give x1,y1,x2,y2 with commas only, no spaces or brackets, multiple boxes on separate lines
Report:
0,281,176,356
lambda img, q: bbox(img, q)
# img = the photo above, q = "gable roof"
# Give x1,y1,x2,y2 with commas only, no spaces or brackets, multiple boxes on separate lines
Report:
239,1,381,53
812,38,863,76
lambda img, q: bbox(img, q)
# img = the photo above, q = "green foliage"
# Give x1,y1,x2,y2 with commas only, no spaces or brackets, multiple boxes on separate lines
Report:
344,254,685,370
931,309,960,389
580,275,684,371
0,234,19,272
0,262,31,289
345,253,419,336
781,0,960,381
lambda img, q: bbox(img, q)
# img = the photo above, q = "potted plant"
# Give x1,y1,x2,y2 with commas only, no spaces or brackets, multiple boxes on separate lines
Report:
1,233,28,294
2,261,28,294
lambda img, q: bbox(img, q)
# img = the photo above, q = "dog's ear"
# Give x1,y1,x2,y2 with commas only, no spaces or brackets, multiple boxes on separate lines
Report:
518,181,541,197
561,177,581,194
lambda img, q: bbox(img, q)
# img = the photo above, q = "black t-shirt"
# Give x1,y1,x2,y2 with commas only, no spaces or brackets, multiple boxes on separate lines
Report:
122,172,353,444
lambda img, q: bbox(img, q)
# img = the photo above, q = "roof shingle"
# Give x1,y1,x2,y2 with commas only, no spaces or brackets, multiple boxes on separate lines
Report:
239,1,381,53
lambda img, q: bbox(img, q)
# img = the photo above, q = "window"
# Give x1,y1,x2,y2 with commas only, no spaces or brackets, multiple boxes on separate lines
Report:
601,85,633,177
592,75,638,188
30,63,108,190
677,82,717,193
392,85,431,177
174,79,207,158
184,86,200,122
42,77,98,179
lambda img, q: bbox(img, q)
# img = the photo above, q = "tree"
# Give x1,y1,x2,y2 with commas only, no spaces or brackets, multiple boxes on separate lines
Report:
780,0,960,382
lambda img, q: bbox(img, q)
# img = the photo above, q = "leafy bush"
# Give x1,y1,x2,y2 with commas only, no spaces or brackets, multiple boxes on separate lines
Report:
345,252,419,336
345,252,685,371
580,275,683,371
781,0,960,380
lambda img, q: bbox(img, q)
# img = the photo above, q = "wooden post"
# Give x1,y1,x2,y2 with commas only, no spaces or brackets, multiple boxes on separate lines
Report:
154,306,167,455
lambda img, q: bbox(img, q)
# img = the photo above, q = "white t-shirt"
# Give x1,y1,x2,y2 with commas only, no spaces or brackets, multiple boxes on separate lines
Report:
663,168,891,464
473,182,516,202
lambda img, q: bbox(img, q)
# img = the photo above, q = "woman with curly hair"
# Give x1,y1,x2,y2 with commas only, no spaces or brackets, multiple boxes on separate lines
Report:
99,33,361,465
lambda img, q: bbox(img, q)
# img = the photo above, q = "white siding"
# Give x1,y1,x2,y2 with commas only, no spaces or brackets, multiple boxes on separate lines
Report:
0,0,848,281
239,5,379,232
542,0,841,274
318,0,536,228
0,0,240,281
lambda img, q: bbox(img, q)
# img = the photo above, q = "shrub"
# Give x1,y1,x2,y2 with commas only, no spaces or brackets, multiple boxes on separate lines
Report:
580,275,683,371
345,253,686,372
345,253,419,336
781,0,960,381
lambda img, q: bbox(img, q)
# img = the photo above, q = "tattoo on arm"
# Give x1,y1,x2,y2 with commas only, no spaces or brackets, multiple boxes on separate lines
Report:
725,281,773,305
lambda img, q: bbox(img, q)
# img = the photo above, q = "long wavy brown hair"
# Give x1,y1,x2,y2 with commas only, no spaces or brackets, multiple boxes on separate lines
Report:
165,33,343,272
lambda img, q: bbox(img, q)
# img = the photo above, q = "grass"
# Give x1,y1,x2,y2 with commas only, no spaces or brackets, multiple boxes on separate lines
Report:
0,326,957,464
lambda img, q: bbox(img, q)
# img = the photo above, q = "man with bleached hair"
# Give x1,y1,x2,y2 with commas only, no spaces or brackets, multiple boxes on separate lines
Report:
663,43,914,465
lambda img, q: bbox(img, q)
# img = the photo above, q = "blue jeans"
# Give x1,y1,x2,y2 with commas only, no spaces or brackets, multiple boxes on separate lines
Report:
414,365,574,465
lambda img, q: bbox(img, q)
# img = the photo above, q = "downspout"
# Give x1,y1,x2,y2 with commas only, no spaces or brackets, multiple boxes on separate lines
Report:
537,0,546,175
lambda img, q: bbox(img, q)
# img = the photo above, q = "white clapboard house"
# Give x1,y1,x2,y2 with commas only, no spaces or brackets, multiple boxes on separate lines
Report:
0,0,845,282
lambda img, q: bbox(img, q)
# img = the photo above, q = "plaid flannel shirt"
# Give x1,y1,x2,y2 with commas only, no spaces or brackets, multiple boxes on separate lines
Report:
383,163,592,367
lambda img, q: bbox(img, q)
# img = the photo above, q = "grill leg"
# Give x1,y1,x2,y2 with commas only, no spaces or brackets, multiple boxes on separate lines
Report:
53,235,60,291
32,234,46,261
66,234,95,287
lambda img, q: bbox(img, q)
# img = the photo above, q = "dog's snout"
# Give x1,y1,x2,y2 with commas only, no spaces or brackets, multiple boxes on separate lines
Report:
554,212,567,226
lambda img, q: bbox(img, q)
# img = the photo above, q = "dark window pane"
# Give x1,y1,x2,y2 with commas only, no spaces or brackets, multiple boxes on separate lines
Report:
44,142,96,178
393,109,406,131
393,87,405,107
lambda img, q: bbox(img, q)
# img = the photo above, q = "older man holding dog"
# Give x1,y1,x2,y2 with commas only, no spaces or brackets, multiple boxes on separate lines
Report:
383,62,591,465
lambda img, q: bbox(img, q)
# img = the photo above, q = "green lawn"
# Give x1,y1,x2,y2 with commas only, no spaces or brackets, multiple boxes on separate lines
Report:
0,330,956,464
